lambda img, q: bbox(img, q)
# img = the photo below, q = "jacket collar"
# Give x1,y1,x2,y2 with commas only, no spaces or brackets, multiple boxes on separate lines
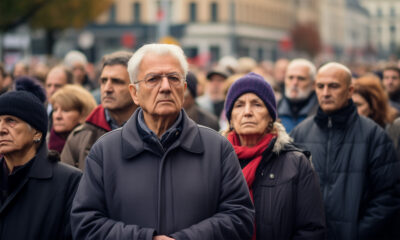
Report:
314,99,357,129
28,143,52,179
278,92,318,117
0,144,51,213
85,105,112,131
121,108,204,159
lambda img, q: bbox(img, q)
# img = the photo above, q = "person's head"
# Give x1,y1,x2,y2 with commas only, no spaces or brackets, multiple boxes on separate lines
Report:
206,66,229,101
64,50,88,85
183,71,198,109
50,84,97,134
236,57,257,74
127,43,188,124
45,65,73,99
352,74,397,127
0,91,48,156
315,62,353,114
383,66,400,98
224,72,277,146
13,61,29,78
273,58,289,85
284,58,316,101
100,51,135,113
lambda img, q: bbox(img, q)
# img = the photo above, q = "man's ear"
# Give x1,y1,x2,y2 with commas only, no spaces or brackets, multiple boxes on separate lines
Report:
129,84,140,105
348,85,354,98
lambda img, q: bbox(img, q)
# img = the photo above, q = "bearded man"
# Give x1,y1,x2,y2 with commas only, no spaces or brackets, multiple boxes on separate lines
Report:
277,59,319,132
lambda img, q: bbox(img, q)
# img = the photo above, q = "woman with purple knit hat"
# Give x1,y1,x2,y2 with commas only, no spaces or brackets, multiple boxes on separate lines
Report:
223,72,326,240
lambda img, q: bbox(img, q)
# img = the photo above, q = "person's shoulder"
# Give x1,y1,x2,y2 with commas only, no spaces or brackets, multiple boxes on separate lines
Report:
358,115,392,143
88,127,123,152
52,160,82,178
290,116,315,134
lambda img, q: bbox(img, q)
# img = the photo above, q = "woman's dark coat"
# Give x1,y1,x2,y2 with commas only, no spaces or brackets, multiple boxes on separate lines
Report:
245,123,326,240
0,143,82,239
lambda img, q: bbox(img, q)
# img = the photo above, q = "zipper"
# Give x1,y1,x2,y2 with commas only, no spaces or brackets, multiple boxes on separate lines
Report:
323,117,332,200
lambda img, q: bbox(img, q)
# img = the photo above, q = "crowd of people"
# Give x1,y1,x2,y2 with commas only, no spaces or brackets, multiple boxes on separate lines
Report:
0,43,399,240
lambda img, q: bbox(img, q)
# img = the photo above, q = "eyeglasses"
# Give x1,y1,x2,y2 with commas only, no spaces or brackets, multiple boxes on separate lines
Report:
135,73,184,88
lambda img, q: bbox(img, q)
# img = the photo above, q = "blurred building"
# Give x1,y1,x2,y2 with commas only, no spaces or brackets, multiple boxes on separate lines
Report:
63,0,297,64
318,0,370,62
360,0,400,58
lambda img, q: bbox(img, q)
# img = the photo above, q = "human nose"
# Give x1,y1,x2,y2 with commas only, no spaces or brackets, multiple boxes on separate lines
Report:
53,108,62,119
159,75,172,89
104,79,114,92
321,86,330,96
243,103,253,115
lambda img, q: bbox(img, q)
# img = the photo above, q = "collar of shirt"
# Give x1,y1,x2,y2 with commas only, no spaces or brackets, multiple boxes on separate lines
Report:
105,108,124,130
137,108,183,149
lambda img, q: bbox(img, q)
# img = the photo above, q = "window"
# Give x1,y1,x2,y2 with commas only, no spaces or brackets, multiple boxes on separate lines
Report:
109,4,116,23
390,25,396,34
133,2,141,23
257,47,263,61
184,47,198,59
391,7,396,17
211,3,218,22
377,7,382,17
210,46,220,63
190,2,197,22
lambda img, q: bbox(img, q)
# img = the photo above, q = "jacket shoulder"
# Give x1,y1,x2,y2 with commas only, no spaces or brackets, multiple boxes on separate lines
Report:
290,116,315,136
52,161,82,178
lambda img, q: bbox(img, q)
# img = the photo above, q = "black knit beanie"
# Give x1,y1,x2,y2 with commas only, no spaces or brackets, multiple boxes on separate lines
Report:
224,72,277,123
0,90,48,138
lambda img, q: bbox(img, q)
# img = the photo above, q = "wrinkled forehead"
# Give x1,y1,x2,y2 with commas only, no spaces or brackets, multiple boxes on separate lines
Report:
140,53,184,74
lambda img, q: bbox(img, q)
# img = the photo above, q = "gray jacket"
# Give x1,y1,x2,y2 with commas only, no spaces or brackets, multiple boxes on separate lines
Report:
71,109,254,240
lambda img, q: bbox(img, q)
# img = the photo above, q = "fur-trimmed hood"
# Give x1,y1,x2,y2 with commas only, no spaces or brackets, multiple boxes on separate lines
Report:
271,122,293,153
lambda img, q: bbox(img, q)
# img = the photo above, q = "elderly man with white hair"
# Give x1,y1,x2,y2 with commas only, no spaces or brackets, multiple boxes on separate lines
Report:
277,58,318,132
71,43,254,240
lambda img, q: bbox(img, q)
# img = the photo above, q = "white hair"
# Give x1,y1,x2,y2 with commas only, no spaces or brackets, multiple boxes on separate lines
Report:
287,58,316,81
64,50,87,68
127,43,188,88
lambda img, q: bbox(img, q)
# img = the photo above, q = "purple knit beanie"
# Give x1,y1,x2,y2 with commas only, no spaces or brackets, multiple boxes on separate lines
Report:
224,72,277,122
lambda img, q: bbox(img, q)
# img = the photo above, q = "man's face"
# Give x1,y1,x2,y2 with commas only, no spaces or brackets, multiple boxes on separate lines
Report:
45,68,68,99
383,69,400,96
72,63,86,84
130,54,186,120
315,68,353,114
100,64,133,112
284,64,314,100
208,74,226,101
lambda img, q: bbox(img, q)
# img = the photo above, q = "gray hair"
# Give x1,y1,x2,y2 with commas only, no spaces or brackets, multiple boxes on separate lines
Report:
127,43,188,88
287,58,316,81
64,50,87,68
101,51,133,71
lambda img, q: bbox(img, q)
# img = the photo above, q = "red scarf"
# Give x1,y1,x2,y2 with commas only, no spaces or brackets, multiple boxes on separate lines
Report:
228,131,276,240
227,131,276,200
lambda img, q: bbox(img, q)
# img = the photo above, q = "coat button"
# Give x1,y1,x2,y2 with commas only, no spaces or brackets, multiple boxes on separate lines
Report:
269,173,275,179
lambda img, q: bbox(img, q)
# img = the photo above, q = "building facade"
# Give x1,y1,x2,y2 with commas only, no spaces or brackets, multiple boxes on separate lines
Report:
72,0,297,64
360,0,400,58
